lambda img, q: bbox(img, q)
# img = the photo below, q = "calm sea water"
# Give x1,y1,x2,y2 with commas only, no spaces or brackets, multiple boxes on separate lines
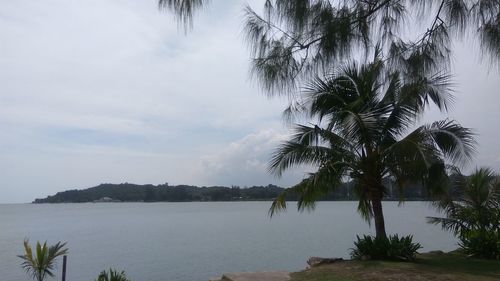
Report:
0,202,456,281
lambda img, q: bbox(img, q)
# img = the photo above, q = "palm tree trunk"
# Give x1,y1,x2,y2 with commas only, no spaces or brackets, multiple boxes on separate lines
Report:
371,196,387,239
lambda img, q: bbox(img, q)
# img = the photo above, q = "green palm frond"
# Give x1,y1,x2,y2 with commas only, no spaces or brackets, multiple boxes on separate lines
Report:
426,216,466,236
427,120,476,165
383,124,438,174
269,124,355,177
428,167,500,235
269,189,289,217
383,119,474,198
353,180,373,223
96,269,131,281
304,76,353,119
396,72,454,114
18,240,68,281
378,72,454,149
269,160,347,217
268,140,331,177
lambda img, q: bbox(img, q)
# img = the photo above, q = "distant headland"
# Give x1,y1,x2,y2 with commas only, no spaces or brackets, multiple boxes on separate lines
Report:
33,181,432,203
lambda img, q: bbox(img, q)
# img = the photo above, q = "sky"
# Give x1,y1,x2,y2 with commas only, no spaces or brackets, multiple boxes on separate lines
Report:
1,0,499,203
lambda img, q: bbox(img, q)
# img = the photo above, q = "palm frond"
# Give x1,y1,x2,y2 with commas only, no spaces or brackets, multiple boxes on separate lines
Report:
428,167,500,236
270,160,347,217
268,139,331,177
426,215,466,235
383,124,448,195
96,268,130,281
427,119,476,165
268,124,354,177
353,180,373,223
269,189,289,217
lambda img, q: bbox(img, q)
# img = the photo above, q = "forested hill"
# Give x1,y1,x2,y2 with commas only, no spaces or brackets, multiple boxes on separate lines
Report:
33,181,432,203
34,183,289,203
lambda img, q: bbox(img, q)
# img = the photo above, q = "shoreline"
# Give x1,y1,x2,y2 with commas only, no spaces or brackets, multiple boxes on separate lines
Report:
212,251,500,281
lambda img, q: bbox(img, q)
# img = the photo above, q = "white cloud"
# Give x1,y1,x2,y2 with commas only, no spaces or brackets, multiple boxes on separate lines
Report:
192,129,308,187
201,129,285,173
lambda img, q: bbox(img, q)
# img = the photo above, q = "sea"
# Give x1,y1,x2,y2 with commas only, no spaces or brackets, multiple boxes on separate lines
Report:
0,201,456,281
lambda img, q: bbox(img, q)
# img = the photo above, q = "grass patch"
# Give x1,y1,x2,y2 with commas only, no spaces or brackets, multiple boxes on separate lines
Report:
291,252,500,281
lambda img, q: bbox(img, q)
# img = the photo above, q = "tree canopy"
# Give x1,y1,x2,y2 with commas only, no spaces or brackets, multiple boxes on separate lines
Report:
160,0,499,98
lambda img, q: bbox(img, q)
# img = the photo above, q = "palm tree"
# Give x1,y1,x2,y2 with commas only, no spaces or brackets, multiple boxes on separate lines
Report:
268,58,475,239
96,269,131,281
427,167,500,257
18,240,68,281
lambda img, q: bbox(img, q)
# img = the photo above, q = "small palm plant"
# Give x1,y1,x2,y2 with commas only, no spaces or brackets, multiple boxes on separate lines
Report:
428,167,500,259
96,269,131,281
18,240,68,281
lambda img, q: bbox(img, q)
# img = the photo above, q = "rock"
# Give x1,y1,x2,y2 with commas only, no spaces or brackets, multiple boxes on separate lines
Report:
307,257,344,267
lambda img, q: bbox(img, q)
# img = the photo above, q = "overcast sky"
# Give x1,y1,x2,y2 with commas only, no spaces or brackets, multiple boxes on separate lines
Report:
1,0,499,203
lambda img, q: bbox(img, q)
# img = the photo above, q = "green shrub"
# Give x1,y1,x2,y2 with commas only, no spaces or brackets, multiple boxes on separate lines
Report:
95,269,131,281
428,167,500,260
460,230,500,260
350,234,421,261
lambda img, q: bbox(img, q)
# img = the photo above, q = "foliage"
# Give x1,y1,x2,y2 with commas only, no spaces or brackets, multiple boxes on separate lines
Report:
18,240,68,281
428,167,500,259
160,0,500,97
459,230,500,260
350,234,421,261
95,269,131,281
159,0,208,28
267,58,475,239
